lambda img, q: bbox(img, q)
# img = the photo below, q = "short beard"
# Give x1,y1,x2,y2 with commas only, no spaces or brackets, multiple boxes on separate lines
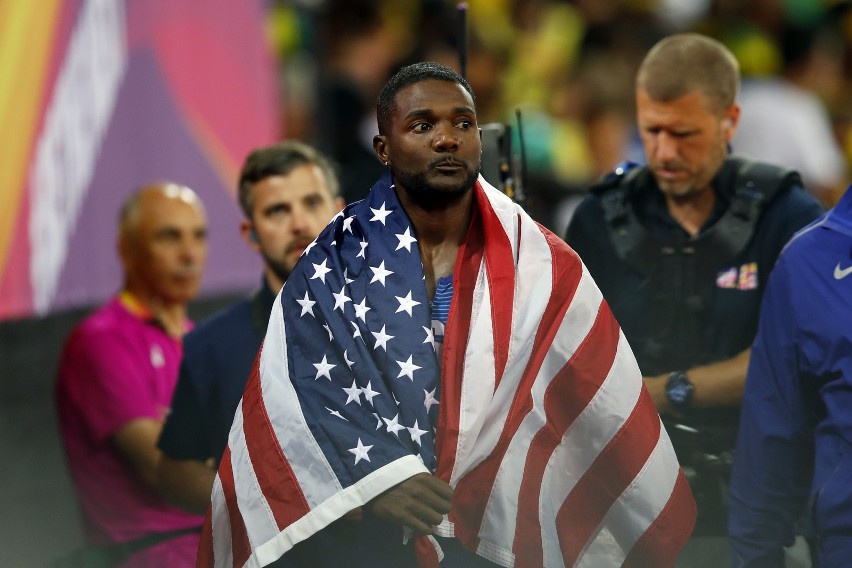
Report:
262,254,292,285
394,163,481,209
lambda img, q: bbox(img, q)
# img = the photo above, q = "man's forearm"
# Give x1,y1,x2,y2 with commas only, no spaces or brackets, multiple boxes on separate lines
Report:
156,454,217,515
644,348,750,412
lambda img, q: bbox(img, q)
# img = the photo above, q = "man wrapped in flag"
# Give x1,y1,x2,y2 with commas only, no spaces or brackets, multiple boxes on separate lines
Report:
199,62,696,568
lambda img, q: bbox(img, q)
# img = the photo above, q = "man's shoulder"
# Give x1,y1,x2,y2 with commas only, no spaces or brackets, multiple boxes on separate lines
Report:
184,296,254,347
587,162,650,197
66,297,141,346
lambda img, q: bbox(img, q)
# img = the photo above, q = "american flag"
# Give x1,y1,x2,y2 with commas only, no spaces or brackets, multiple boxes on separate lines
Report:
199,172,696,568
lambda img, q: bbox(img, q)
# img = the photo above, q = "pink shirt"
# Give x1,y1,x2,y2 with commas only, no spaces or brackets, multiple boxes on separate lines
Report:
56,295,203,566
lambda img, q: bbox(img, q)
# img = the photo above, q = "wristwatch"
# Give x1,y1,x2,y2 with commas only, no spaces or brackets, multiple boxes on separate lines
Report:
666,371,694,411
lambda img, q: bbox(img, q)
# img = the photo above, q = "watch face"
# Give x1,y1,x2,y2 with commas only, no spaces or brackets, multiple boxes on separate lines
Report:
668,381,692,405
667,372,694,408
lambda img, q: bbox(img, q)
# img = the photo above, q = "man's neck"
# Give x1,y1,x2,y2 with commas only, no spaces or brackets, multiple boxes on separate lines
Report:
395,187,474,301
665,186,716,237
122,287,188,338
264,270,284,296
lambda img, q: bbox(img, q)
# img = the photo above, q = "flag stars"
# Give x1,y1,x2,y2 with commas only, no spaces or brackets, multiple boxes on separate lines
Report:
383,414,406,437
343,349,355,369
342,215,356,233
342,380,362,405
369,201,393,225
395,227,417,252
372,325,394,351
362,381,380,405
322,323,333,341
370,261,394,286
332,284,351,312
297,291,316,317
424,388,439,413
344,268,355,285
348,438,373,465
311,258,332,284
396,355,422,381
357,239,368,259
407,420,428,447
313,355,336,380
325,407,347,421
353,297,371,322
351,321,362,340
423,326,436,350
395,291,421,316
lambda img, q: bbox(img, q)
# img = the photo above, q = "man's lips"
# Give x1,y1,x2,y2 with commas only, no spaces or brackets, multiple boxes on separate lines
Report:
654,167,686,180
432,159,464,173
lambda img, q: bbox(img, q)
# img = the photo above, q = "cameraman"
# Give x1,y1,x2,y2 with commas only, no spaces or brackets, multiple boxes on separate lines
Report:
564,33,823,566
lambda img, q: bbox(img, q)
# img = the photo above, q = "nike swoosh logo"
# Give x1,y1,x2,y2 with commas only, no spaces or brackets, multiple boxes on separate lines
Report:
835,263,852,280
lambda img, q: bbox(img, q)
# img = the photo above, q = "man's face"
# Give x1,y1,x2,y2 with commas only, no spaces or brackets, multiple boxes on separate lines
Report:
245,164,342,286
636,88,738,199
376,79,481,204
123,188,208,305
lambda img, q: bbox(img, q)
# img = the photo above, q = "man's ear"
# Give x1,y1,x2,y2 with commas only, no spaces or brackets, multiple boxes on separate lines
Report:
240,220,260,251
722,104,741,143
373,134,388,166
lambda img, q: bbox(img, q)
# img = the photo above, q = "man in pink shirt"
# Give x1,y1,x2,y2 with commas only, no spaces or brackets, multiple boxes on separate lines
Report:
56,182,208,567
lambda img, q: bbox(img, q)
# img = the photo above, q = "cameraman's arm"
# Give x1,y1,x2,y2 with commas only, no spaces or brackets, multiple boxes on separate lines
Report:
643,348,750,413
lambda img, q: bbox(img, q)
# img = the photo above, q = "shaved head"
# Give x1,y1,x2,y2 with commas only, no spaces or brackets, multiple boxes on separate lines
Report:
118,182,208,306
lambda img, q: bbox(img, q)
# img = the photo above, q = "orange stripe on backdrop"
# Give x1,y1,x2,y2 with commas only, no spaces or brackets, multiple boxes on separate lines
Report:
0,0,62,282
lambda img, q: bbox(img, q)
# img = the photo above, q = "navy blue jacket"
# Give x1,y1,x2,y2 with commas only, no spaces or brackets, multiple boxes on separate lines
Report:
729,186,852,567
159,279,275,463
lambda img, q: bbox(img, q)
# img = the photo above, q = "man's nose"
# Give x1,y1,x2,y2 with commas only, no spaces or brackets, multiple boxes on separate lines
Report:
180,235,206,264
655,133,679,163
431,125,459,152
290,207,309,234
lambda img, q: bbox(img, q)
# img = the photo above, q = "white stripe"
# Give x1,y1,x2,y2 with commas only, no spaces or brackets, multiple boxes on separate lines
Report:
258,293,341,507
478,177,520,261
540,332,644,568
229,407,280,550
452,209,553,486
253,455,428,566
450,258,496,485
577,429,679,567
477,265,602,557
210,475,234,568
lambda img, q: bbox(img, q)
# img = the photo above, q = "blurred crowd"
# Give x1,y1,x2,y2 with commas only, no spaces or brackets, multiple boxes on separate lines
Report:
265,0,852,230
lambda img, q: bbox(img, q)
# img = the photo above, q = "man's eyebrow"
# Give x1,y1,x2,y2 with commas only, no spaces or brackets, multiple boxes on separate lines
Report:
403,106,475,121
403,108,432,121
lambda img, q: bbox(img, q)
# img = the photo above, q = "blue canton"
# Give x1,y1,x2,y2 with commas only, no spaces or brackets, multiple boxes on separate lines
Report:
279,171,441,486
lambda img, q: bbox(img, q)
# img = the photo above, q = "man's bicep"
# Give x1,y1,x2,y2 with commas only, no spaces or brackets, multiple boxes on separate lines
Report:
111,417,164,488
70,332,162,443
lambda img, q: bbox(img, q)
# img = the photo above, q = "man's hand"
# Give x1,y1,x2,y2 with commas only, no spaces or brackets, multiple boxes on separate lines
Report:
370,473,453,535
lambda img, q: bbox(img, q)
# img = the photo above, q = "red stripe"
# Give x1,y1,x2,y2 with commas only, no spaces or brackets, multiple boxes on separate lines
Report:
622,470,696,568
434,202,483,481
512,302,620,567
414,535,441,568
475,183,515,384
450,227,584,549
555,387,663,566
218,447,251,568
241,347,311,529
196,509,215,567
